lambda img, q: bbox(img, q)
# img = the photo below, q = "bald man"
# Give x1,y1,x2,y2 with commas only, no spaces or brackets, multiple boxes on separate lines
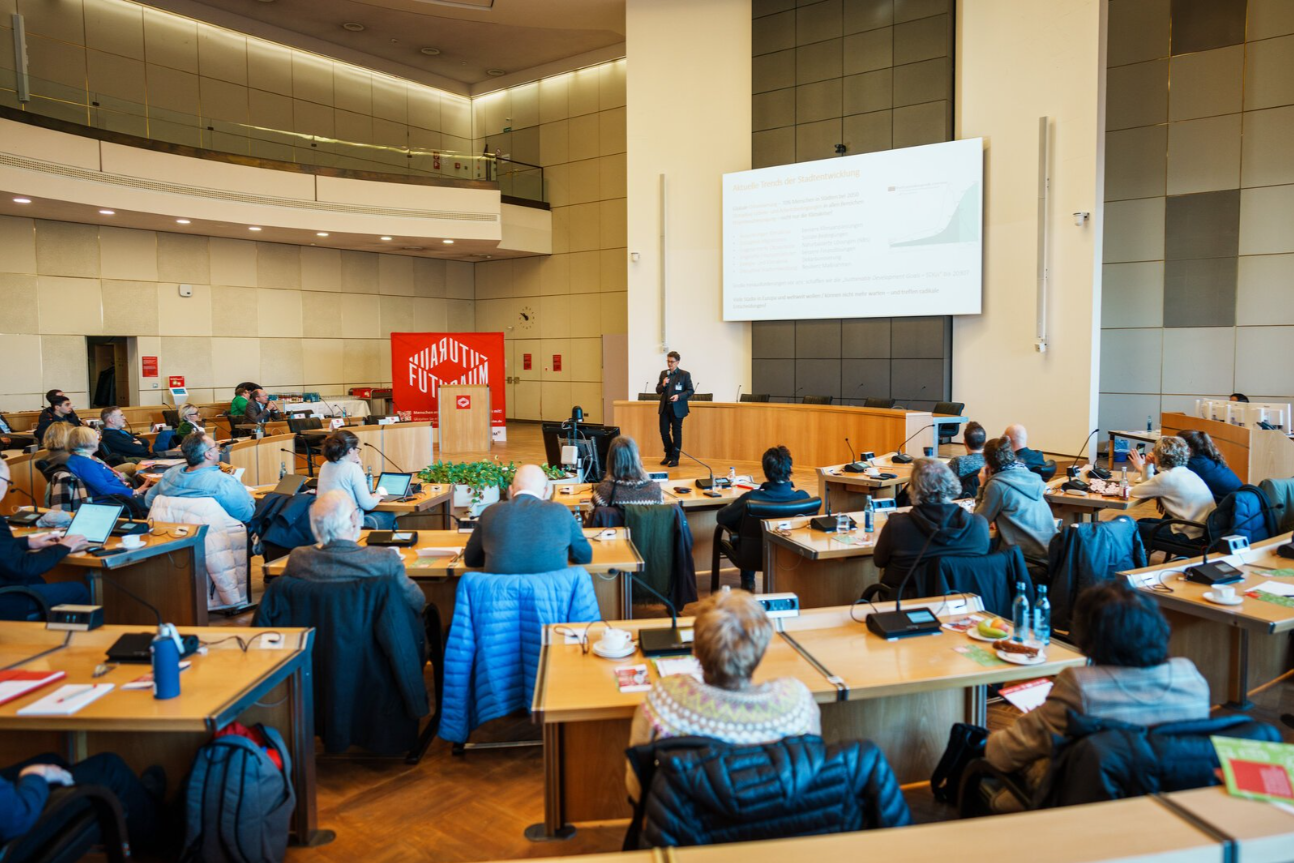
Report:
1004,424,1046,473
462,464,593,574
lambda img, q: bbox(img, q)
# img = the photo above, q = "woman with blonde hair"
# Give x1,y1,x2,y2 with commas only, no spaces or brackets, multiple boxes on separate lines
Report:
592,436,663,508
175,403,205,439
41,422,73,471
1128,436,1215,545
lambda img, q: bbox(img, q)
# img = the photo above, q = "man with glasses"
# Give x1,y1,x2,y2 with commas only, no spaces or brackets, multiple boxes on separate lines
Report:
0,459,91,621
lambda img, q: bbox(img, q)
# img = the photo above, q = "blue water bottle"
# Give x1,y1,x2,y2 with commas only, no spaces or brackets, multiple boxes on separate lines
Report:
151,623,182,700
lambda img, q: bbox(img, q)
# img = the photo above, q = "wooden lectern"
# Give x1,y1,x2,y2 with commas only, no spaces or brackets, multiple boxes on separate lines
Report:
439,385,492,453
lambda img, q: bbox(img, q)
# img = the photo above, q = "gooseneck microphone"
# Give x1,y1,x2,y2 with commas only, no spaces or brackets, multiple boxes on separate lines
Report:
736,384,743,402
4,485,45,525
1068,428,1100,472
625,571,689,656
890,424,935,464
844,437,867,473
678,448,721,490
364,442,406,473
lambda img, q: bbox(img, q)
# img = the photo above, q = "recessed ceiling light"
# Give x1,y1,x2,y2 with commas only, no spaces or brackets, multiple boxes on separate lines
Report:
380,236,392,241
486,69,506,77
401,245,425,251
13,197,31,204
420,47,441,56
442,239,454,244
316,232,329,237
342,22,365,32
99,209,115,215
249,226,262,231
176,218,191,224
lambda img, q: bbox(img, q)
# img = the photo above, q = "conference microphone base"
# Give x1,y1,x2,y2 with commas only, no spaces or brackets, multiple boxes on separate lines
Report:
1184,561,1245,586
639,627,693,656
694,478,731,490
843,462,869,473
891,453,915,464
865,609,943,640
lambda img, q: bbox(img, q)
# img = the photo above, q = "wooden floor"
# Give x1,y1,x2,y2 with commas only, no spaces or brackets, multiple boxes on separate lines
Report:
227,422,1293,862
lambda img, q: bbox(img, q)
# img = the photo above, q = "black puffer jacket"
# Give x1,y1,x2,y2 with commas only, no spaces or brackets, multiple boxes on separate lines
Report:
624,735,911,848
1045,516,1146,631
1036,710,1280,808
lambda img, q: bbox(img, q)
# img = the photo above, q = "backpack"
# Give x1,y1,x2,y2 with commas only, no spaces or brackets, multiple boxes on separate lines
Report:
930,721,988,805
181,722,296,863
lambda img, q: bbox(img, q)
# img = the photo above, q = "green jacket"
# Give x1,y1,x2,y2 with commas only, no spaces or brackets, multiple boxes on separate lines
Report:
230,395,248,417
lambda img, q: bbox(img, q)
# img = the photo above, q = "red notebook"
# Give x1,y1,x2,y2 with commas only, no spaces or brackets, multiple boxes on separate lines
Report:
0,670,68,706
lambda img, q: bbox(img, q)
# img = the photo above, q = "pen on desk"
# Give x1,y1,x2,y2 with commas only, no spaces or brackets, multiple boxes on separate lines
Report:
54,685,95,704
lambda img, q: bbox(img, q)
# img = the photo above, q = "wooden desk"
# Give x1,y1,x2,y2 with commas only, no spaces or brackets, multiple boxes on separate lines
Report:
1123,532,1294,706
251,482,454,529
345,422,437,480
612,400,937,466
761,512,884,607
0,623,323,845
816,452,930,512
532,597,1086,835
227,433,297,486
13,521,209,626
264,526,643,624
1044,478,1138,526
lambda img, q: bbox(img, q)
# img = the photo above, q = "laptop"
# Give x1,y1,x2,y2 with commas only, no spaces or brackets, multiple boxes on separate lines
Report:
272,474,308,496
65,502,126,551
375,472,413,502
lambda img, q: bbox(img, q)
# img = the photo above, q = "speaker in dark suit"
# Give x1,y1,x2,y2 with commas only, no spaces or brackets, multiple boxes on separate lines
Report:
655,350,693,467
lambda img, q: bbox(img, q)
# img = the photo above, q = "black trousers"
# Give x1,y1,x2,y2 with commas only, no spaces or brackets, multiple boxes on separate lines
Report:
659,410,683,457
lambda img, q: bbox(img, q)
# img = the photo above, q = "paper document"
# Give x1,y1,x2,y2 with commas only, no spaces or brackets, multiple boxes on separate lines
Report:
999,678,1053,714
18,684,114,715
0,670,67,706
1253,581,1294,597
653,656,703,680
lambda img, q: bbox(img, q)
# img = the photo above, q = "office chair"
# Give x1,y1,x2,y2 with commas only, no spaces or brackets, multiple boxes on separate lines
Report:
738,393,771,402
801,395,833,405
287,416,325,477
691,393,713,402
933,401,965,445
863,397,896,409
0,785,130,863
711,497,823,592
0,585,52,622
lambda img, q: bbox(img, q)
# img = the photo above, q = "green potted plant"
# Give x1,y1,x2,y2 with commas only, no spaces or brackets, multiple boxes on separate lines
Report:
540,462,577,491
418,459,516,514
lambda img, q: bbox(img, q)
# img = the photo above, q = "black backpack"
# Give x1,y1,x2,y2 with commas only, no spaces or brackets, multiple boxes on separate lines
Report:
930,722,989,805
181,723,295,863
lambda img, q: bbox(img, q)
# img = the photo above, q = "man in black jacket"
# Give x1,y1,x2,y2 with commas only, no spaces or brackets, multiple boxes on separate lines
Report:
99,407,152,463
655,351,694,467
33,394,81,445
1005,423,1046,472
717,446,811,591
0,459,91,620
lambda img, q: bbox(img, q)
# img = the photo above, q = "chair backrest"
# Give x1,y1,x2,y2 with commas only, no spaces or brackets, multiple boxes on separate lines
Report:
637,393,659,401
802,395,833,405
933,401,964,416
1029,458,1058,481
726,496,823,571
45,465,88,512
1258,477,1294,533
287,416,324,433
162,409,181,428
928,547,1028,618
863,397,895,409
0,585,52,622
624,503,683,604
691,393,713,402
1046,516,1146,631
1206,484,1278,548
738,393,771,402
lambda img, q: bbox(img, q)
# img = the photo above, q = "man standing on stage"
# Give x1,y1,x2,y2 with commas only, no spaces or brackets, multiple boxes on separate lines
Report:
656,350,694,467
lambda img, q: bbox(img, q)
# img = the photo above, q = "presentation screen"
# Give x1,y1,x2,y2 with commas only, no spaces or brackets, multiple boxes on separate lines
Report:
722,138,983,322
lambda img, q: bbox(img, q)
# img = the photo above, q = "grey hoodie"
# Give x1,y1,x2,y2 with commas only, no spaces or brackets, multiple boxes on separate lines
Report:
974,465,1057,561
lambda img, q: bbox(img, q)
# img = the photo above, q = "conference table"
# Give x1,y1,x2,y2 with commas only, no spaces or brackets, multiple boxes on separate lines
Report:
11,520,211,626
0,623,325,846
263,526,643,624
1043,477,1140,526
531,596,1085,836
1122,532,1294,707
251,481,454,529
815,451,940,511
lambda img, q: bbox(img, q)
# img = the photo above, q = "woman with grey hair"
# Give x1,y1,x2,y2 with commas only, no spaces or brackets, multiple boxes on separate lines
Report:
591,436,663,508
625,589,820,799
1128,435,1216,546
873,457,990,594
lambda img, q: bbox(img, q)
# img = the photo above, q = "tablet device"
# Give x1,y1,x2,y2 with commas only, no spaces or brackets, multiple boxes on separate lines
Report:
376,472,413,501
367,530,418,547
66,502,126,548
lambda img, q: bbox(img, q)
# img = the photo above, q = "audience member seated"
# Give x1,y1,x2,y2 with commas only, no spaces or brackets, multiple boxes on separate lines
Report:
281,490,423,612
716,445,811,591
591,436,664,508
40,423,73,471
98,407,151,464
983,580,1208,811
0,753,164,852
0,459,91,620
64,427,152,513
1004,423,1045,472
317,430,394,530
947,420,987,498
1179,430,1242,503
974,436,1057,564
244,389,283,425
144,432,255,523
463,464,592,574
34,394,80,444
176,402,205,438
1128,436,1215,544
625,590,821,800
229,383,256,419
1229,393,1249,403
874,458,990,592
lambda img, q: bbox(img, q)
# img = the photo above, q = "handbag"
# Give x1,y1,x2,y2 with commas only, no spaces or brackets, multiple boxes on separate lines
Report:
930,721,989,804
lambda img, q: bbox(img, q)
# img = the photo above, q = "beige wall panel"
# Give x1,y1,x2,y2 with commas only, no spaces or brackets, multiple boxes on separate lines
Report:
474,259,509,299
599,60,627,109
568,113,600,162
342,338,381,381
414,258,447,297
601,292,627,334
446,299,474,331
472,297,507,334
256,288,303,338
37,276,102,335
293,99,333,137
0,335,42,402
340,251,378,294
301,338,344,385
600,249,627,292
248,88,293,131
567,203,600,253
569,293,602,338
540,120,570,167
87,50,146,103
599,106,627,155
539,254,570,296
86,0,143,59
333,109,373,146
199,76,248,124
511,81,539,130
99,227,157,282
35,221,99,278
210,285,253,337
146,64,199,114
26,35,86,92
540,295,572,339
143,8,197,73
378,254,415,296
197,25,247,85
300,247,342,292
156,233,211,285
40,334,89,394
255,242,301,290
540,380,573,420
551,206,570,254
18,0,83,43
568,158,600,205
211,337,260,387
159,335,213,388
412,297,448,331
156,282,211,337
568,251,600,295
539,74,570,124
246,40,292,96
260,338,304,387
333,67,372,115
513,257,542,296
569,337,604,382
301,290,343,338
209,238,258,287
379,295,414,338
600,198,627,249
291,52,333,106
339,293,381,338
569,66,601,118
0,216,35,275
0,273,38,334
446,261,473,299
372,75,408,123
408,84,440,130
571,382,603,422
600,154,627,200
546,163,570,208
441,95,471,139
99,279,158,337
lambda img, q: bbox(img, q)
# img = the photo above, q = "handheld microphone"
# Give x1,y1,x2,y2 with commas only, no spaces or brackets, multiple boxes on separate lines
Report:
865,525,945,639
843,437,867,473
678,448,724,490
890,424,935,464
364,442,406,473
625,571,689,655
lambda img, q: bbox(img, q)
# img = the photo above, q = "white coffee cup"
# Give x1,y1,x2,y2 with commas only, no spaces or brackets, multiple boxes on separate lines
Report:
120,534,144,549
1214,584,1236,602
600,628,632,652
865,468,881,477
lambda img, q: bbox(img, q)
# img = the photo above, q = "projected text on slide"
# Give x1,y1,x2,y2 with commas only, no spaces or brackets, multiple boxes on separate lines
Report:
722,138,983,322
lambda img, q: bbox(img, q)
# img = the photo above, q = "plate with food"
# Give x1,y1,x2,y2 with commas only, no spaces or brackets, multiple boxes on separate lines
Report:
968,617,1011,642
996,641,1047,665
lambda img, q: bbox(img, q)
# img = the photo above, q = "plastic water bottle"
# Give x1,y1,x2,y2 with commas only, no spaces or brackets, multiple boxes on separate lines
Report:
1011,582,1031,644
279,460,287,480
835,511,850,534
366,464,374,491
1146,414,1153,432
863,496,875,534
1120,466,1129,489
727,466,736,487
1034,585,1051,646
151,624,181,700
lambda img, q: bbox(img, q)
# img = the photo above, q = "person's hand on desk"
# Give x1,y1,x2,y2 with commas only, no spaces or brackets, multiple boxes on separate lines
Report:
59,534,91,552
20,764,74,786
26,531,64,550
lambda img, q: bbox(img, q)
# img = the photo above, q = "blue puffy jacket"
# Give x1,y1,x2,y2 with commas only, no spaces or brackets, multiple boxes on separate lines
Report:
439,568,600,743
1186,455,1241,503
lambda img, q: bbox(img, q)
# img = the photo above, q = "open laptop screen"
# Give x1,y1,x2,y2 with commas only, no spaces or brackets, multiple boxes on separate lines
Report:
66,502,126,544
378,472,412,496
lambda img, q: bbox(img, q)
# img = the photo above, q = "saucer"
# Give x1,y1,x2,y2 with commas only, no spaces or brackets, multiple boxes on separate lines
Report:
968,628,1009,643
592,640,636,659
996,648,1046,665
1203,591,1243,606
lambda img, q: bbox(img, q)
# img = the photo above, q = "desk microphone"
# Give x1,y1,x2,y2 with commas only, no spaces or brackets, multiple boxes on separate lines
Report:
4,485,44,525
1067,428,1100,473
1186,504,1284,585
278,448,308,465
364,442,406,473
678,448,724,490
843,437,867,473
865,526,945,639
643,381,650,396
890,424,935,464
625,571,689,655
736,384,742,402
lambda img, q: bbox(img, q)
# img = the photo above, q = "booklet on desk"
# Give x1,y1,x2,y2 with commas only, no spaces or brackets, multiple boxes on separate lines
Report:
17,683,114,715
0,669,67,706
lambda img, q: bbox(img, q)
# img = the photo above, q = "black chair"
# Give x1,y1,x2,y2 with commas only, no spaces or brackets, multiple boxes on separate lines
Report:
691,393,713,402
801,395,833,405
1045,516,1145,632
637,393,658,401
1144,484,1279,561
161,409,180,428
1027,458,1057,482
933,401,965,445
863,397,895,409
738,393,771,403
287,416,325,477
0,586,52,622
928,548,1032,618
0,785,130,863
711,497,823,592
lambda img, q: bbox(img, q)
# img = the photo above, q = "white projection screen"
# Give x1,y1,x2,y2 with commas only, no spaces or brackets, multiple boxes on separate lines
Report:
722,138,984,322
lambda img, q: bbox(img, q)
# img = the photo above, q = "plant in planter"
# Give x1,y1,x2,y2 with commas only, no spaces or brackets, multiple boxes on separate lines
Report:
418,459,516,511
540,463,575,480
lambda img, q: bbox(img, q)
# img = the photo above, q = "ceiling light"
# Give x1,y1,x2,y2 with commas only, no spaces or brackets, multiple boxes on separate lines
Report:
99,209,115,215
176,218,191,224
380,236,392,241
402,245,425,251
442,239,454,244
342,22,365,32
316,232,329,237
486,69,506,77
420,47,441,56
249,226,262,231
13,197,31,204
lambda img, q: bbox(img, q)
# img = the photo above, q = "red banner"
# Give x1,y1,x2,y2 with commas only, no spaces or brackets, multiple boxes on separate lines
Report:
142,356,158,377
390,332,506,437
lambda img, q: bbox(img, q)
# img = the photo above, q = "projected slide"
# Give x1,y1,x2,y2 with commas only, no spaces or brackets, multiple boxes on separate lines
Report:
722,138,983,322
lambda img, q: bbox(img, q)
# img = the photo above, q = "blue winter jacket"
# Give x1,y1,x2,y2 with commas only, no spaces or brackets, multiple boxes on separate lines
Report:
439,568,600,743
1186,455,1241,503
